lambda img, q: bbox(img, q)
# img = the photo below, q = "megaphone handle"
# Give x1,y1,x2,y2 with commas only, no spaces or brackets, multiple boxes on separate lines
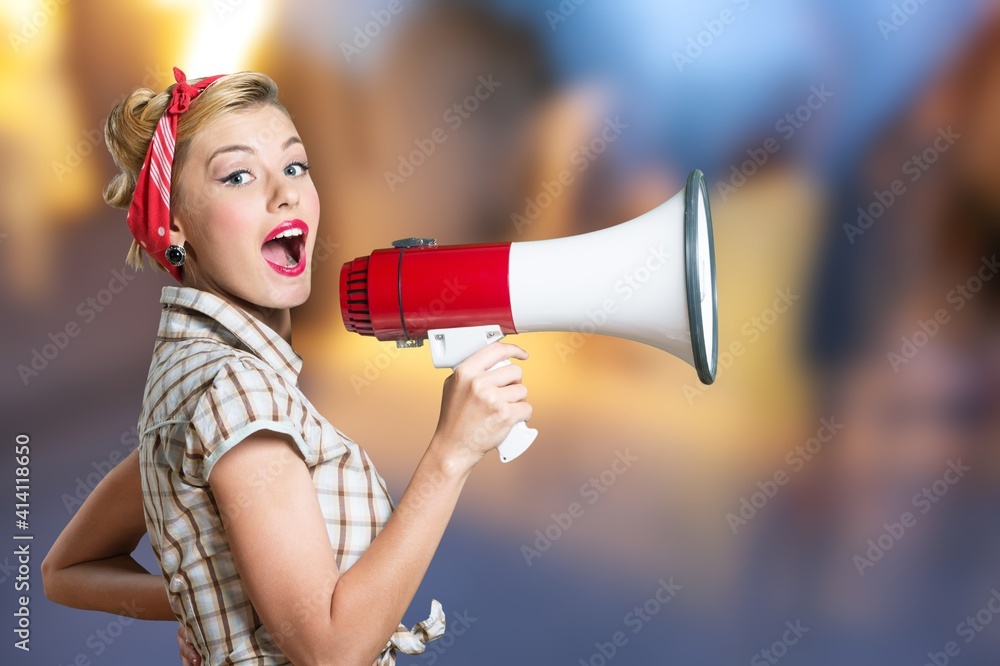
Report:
498,421,539,463
485,358,538,463
429,326,537,463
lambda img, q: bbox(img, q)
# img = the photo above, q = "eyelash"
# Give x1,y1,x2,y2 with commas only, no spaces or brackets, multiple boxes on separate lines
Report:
287,161,311,177
219,161,311,187
221,169,251,187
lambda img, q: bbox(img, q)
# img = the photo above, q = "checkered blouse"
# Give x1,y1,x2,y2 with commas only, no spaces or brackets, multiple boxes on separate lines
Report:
137,286,443,665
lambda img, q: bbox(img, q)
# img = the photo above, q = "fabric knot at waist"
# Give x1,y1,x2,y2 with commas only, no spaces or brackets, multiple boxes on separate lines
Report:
376,599,446,666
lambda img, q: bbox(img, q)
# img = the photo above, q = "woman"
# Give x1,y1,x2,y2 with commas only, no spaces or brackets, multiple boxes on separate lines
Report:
41,68,532,666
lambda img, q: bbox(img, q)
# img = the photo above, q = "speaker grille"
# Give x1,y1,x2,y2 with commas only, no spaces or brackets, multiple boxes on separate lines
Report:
341,257,374,335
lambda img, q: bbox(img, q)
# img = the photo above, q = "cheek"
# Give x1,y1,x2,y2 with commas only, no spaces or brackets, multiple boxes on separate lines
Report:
304,185,321,215
191,200,252,256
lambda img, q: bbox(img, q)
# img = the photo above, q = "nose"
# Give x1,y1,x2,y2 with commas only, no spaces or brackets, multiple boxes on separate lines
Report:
268,173,300,213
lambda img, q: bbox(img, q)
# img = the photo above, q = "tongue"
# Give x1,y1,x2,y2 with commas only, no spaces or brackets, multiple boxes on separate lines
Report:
262,238,293,266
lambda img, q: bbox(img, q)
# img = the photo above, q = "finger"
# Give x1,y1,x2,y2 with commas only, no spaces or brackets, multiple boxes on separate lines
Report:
495,383,528,403
176,628,201,666
506,400,533,424
463,342,528,372
177,643,196,666
176,635,190,666
482,362,524,387
181,646,201,666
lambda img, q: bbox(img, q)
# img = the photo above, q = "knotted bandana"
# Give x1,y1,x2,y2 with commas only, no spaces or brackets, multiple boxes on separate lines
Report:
127,67,225,281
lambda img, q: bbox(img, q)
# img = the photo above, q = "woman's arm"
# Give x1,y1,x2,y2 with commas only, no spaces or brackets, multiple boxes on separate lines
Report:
209,342,531,666
41,448,176,620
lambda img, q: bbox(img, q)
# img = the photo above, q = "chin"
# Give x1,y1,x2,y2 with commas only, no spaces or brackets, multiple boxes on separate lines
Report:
262,280,312,310
289,283,313,308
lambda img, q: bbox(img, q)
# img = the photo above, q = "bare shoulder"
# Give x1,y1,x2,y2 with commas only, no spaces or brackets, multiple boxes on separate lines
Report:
209,430,310,509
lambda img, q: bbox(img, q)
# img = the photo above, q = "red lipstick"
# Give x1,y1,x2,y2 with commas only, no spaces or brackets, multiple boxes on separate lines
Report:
261,219,308,277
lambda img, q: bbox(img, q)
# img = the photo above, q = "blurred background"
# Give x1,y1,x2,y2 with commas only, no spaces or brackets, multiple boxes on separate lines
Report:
2,0,1000,663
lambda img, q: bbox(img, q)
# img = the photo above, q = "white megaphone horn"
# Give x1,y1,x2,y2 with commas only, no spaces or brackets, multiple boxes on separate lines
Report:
341,168,718,462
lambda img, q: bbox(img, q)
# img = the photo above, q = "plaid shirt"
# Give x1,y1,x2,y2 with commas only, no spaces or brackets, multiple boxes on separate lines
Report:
138,286,444,665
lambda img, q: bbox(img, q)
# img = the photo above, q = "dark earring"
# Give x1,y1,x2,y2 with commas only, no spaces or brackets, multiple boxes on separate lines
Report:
165,245,186,267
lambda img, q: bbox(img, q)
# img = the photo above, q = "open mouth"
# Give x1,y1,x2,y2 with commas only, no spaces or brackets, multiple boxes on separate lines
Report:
261,220,308,276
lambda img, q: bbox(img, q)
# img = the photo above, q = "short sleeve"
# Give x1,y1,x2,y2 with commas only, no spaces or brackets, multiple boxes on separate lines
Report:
186,357,316,482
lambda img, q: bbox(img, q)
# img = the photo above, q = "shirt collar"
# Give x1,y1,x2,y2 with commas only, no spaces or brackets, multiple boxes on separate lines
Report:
159,286,303,384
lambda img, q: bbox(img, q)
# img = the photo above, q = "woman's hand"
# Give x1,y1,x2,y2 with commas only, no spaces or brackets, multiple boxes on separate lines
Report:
177,624,201,666
431,341,532,471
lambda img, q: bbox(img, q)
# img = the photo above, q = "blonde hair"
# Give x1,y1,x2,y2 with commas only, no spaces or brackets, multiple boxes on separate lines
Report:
103,71,287,272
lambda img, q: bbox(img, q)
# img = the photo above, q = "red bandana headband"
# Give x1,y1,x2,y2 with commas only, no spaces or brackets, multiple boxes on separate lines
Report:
127,67,225,281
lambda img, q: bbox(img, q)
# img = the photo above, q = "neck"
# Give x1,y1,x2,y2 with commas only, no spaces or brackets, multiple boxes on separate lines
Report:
244,302,293,344
181,279,294,344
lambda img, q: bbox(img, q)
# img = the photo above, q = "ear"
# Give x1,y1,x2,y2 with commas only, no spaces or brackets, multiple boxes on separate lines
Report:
169,208,190,249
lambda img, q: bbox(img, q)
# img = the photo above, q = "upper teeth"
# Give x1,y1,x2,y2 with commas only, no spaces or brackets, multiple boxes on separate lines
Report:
273,228,303,240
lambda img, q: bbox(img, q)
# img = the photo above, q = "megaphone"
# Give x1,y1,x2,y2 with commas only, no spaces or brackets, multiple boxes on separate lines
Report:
340,169,718,462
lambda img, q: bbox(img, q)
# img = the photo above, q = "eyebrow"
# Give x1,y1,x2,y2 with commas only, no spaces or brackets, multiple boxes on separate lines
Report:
208,136,303,164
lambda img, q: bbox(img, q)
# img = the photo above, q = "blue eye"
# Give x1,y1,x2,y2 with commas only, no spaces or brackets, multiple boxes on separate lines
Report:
285,162,310,177
222,169,254,186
